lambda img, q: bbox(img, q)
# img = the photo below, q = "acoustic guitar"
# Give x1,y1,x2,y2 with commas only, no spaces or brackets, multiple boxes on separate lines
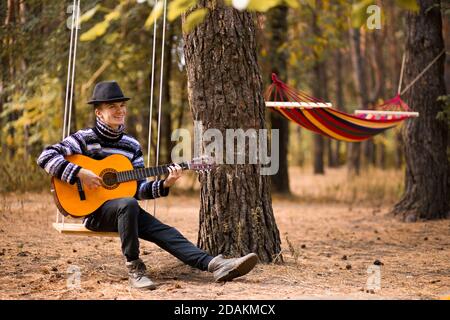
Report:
51,154,215,218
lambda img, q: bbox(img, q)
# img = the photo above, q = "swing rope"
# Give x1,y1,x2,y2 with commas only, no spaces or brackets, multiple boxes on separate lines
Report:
56,0,167,228
144,0,168,217
67,0,80,140
145,0,159,215
153,0,168,217
57,0,80,226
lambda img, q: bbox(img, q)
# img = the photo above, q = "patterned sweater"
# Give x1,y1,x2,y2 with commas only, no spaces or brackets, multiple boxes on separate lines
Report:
36,117,169,200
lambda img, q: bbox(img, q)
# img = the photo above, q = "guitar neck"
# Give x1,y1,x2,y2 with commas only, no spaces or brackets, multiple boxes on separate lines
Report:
116,163,186,183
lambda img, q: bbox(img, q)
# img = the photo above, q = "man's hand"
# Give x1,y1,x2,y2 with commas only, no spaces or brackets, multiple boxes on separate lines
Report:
164,164,183,188
77,168,102,189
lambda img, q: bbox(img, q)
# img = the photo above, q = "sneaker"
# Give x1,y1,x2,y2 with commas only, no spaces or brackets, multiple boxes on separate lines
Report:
208,253,258,282
126,258,156,290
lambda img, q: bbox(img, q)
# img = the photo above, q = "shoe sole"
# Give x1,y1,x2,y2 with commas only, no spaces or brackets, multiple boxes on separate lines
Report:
216,253,258,282
129,280,157,290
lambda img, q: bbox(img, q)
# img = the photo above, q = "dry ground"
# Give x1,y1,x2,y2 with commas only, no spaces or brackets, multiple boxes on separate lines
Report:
0,168,449,300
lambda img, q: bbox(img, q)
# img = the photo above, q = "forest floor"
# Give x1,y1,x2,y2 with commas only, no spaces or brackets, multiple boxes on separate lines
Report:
0,167,449,300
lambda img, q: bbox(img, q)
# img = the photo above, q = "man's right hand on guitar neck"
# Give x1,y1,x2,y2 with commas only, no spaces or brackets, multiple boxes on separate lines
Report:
77,168,102,189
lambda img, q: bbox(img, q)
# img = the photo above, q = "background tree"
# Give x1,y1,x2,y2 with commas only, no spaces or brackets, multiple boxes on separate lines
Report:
183,1,282,261
391,0,449,221
266,5,291,194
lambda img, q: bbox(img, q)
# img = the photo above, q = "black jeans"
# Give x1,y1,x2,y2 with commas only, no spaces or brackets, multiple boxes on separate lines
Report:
84,197,213,271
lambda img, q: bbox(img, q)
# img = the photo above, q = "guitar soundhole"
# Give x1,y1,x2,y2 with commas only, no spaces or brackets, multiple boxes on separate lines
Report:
100,169,119,190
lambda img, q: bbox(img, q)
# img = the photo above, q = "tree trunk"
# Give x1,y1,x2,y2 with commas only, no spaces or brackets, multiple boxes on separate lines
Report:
361,29,376,167
267,5,290,194
311,8,326,175
391,0,449,221
333,48,345,167
386,3,405,168
348,27,369,176
183,1,282,262
371,31,387,168
5,0,16,158
0,1,7,154
161,22,173,164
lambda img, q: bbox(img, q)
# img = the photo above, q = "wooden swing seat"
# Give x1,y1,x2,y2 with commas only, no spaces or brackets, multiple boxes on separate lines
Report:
52,223,118,237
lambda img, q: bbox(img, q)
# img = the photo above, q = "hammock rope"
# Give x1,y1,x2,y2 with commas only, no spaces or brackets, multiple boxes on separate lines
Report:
265,74,418,142
400,49,445,96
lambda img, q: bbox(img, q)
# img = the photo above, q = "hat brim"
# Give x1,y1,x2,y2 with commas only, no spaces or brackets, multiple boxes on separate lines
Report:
87,97,131,105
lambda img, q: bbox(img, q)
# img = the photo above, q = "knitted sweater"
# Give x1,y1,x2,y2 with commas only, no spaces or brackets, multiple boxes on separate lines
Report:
36,118,169,200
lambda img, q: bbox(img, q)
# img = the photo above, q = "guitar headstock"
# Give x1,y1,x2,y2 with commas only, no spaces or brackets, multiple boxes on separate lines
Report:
184,155,217,172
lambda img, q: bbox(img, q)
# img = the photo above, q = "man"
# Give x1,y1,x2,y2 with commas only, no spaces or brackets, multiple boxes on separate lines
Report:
37,81,258,290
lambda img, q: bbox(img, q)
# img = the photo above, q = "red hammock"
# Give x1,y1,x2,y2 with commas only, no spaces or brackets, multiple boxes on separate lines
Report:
265,74,419,142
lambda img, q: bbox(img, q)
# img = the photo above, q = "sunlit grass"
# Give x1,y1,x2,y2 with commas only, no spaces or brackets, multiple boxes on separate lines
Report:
0,157,404,207
287,166,404,206
0,159,49,193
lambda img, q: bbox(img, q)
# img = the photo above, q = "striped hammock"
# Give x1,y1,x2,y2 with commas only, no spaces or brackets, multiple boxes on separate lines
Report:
265,74,419,142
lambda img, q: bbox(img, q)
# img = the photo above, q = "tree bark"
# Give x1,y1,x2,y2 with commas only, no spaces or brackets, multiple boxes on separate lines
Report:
267,5,290,194
333,48,345,167
0,1,7,155
5,0,16,158
348,27,369,176
371,31,387,169
391,0,449,221
183,1,282,262
161,22,174,164
311,7,326,174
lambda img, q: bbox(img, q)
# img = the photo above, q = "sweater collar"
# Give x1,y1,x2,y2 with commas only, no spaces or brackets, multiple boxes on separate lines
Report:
94,117,124,141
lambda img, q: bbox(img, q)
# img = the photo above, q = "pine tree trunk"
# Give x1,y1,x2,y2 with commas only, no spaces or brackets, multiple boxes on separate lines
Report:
333,49,345,167
391,0,449,221
311,8,325,175
267,5,290,194
372,30,387,168
0,1,7,154
312,59,326,173
183,1,282,262
161,22,173,164
348,27,368,176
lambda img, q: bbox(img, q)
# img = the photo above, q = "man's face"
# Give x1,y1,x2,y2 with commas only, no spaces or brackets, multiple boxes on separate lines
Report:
95,101,127,129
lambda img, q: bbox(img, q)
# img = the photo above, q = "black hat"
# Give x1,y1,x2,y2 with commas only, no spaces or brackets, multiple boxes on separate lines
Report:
87,81,130,105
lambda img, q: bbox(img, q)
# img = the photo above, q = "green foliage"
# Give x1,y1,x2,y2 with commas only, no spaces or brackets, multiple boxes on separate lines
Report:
149,0,301,34
1,75,62,157
183,8,209,33
0,159,49,193
79,4,101,24
438,95,450,162
395,0,420,11
246,0,282,12
80,4,122,42
144,1,164,29
351,0,376,29
0,0,431,195
168,0,197,21
436,94,450,130
279,0,350,75
351,0,418,28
